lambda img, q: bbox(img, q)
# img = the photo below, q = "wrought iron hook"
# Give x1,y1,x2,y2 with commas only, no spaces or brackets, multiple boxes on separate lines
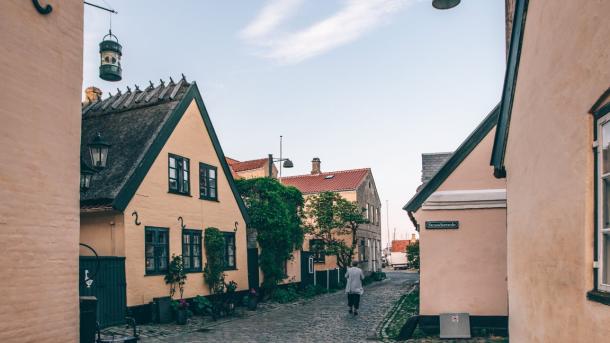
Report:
33,0,52,15
132,211,141,226
234,221,239,232
178,216,185,230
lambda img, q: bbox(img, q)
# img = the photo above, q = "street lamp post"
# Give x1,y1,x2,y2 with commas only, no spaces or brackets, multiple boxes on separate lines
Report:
432,0,461,9
268,135,293,179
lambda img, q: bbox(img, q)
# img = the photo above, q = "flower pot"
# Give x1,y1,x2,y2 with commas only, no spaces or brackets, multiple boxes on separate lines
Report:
176,309,188,325
247,297,258,311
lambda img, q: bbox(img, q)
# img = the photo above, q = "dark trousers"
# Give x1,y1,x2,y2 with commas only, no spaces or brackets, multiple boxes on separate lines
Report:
347,293,361,309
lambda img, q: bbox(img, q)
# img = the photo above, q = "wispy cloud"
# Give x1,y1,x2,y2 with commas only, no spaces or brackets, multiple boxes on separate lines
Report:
241,0,410,64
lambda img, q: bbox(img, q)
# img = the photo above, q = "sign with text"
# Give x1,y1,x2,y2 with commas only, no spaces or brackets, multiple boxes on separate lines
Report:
425,221,459,230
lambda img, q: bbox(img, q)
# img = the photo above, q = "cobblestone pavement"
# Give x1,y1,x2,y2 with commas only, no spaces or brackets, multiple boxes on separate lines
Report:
142,271,418,343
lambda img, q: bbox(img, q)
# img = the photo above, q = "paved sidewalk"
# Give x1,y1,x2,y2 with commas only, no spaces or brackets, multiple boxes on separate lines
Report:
135,271,417,342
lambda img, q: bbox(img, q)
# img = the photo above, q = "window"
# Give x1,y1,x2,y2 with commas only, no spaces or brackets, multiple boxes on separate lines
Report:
145,227,169,275
223,232,236,270
372,206,377,225
310,239,325,263
598,118,610,292
199,163,218,201
169,154,190,195
182,229,202,272
359,239,367,262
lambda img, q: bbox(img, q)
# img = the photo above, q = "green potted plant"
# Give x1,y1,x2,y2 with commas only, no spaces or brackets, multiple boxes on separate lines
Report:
246,288,258,311
171,299,190,325
165,254,188,325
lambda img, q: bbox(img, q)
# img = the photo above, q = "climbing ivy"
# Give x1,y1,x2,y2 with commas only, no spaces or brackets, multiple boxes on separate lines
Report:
236,177,304,296
203,227,226,295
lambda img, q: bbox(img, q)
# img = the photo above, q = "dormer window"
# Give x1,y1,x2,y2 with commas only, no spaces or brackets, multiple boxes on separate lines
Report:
168,154,190,196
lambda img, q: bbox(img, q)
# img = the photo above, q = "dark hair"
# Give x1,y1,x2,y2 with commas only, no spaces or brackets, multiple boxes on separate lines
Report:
351,261,359,267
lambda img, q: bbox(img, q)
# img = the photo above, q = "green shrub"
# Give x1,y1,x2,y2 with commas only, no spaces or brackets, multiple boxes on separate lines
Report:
272,286,299,303
192,295,213,316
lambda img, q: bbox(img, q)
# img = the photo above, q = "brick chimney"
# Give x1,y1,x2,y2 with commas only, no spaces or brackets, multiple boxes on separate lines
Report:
411,233,417,243
85,87,102,103
311,157,321,175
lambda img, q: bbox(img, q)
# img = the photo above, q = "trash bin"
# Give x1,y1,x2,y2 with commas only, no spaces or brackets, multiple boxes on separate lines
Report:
80,296,97,343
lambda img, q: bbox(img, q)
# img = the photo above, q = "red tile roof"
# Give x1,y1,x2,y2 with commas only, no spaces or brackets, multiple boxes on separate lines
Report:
280,168,370,194
391,240,411,252
226,157,268,172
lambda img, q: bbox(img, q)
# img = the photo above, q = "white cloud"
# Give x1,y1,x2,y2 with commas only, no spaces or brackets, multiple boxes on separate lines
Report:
240,0,305,39
241,0,411,64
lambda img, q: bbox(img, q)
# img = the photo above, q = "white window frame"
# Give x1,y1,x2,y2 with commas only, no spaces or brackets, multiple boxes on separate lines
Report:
597,114,610,292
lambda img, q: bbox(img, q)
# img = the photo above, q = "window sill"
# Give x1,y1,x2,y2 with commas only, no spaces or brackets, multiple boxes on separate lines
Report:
168,190,192,197
185,270,202,274
314,261,326,264
223,267,238,271
200,197,219,202
587,289,610,306
145,272,167,277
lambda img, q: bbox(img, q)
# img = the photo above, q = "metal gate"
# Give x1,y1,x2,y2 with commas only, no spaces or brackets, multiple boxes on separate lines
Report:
79,256,127,328
247,248,260,290
300,251,314,287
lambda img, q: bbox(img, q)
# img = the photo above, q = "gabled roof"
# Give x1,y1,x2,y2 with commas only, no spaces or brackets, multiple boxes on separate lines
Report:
281,168,370,194
226,157,268,172
80,77,250,223
403,104,500,212
490,0,529,178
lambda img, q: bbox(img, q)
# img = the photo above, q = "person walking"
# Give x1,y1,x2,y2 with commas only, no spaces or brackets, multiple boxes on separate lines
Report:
345,260,364,315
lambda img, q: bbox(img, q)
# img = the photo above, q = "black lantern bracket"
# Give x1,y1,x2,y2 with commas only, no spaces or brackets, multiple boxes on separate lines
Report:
33,0,52,14
132,211,141,226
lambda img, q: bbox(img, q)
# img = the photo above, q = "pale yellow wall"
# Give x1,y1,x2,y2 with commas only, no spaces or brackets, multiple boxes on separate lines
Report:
279,250,301,284
235,163,277,179
438,130,505,192
80,212,125,256
414,129,507,316
414,208,507,315
503,1,610,341
123,100,248,306
0,1,83,342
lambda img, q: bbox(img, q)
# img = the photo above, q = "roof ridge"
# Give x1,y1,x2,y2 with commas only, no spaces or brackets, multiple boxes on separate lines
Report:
281,168,370,179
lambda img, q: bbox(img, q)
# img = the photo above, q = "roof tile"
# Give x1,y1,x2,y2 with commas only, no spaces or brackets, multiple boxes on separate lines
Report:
280,168,370,194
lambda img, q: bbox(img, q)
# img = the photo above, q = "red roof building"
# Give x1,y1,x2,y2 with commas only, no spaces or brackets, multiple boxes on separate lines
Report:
280,168,370,194
226,157,277,179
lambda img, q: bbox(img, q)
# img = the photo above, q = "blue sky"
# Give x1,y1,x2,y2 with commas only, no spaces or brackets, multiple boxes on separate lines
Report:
83,0,506,247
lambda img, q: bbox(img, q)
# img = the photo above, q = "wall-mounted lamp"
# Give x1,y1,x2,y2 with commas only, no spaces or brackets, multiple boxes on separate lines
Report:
80,159,96,191
88,132,110,169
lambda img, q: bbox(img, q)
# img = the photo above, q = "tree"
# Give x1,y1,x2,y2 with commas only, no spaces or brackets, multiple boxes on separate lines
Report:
304,191,367,270
165,254,187,299
203,227,226,295
236,177,304,295
406,241,420,270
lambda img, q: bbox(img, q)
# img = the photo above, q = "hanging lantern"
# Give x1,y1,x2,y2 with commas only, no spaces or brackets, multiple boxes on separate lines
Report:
88,132,111,168
99,31,122,81
80,161,96,191
432,0,461,10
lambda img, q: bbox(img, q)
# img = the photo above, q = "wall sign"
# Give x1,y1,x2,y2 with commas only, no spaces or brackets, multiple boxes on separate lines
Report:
425,221,459,229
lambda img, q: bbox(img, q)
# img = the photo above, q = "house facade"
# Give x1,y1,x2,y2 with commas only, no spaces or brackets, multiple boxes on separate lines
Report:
491,0,610,340
404,106,508,333
282,158,382,274
0,1,83,341
227,157,277,179
79,79,250,321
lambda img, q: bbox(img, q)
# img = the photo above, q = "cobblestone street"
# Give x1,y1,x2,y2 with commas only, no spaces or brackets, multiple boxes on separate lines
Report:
142,271,418,343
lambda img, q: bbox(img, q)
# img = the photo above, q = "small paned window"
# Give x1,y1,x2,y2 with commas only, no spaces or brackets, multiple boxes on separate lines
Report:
310,239,326,263
223,232,236,270
598,118,610,292
145,227,169,275
200,163,218,201
359,239,367,262
169,154,190,195
182,229,202,272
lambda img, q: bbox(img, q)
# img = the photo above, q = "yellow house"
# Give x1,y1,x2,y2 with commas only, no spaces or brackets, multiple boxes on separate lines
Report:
490,0,610,341
404,106,508,334
79,78,250,324
282,158,383,275
0,1,83,341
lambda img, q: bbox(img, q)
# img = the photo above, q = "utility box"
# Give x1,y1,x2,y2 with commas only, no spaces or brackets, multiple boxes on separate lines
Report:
439,313,471,339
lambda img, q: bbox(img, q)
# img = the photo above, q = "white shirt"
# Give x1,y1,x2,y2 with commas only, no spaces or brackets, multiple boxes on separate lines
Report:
345,267,364,295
